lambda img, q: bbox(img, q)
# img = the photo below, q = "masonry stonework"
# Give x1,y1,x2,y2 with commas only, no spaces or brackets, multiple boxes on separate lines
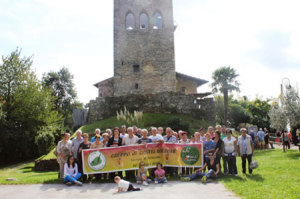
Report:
88,92,215,124
89,0,215,124
114,0,176,96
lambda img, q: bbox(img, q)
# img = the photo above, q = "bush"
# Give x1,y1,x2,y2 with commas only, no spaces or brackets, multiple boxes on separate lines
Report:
35,128,55,155
167,117,191,134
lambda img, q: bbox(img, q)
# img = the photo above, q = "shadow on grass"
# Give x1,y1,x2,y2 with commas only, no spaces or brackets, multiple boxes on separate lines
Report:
246,173,264,182
19,166,57,174
219,175,246,183
286,152,300,160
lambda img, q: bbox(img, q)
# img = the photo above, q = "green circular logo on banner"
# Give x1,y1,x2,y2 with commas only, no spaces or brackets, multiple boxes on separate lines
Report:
181,146,200,165
87,151,106,171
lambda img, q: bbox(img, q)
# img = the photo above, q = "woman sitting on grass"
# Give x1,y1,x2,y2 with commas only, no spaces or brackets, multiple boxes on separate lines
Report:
154,163,167,183
64,155,82,186
136,161,151,186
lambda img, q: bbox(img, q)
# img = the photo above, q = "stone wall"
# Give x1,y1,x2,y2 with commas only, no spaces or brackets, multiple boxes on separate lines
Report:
88,92,215,124
176,76,198,94
113,0,176,96
98,78,114,97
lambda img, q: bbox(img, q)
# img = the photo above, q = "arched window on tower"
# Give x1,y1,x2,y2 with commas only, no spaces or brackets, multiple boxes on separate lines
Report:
140,13,149,29
153,12,163,30
126,13,135,30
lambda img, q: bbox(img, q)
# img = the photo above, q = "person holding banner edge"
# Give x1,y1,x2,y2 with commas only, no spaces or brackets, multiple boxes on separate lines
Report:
182,152,220,183
108,127,123,179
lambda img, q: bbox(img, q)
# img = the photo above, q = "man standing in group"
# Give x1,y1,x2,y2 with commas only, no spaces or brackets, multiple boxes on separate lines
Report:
163,127,178,177
163,128,177,143
120,125,127,139
149,127,164,143
72,130,83,162
122,127,139,180
158,127,164,135
257,128,265,150
132,126,141,138
220,126,228,174
237,128,254,175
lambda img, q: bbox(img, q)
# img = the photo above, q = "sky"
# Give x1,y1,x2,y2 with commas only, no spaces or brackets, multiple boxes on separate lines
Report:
0,0,299,104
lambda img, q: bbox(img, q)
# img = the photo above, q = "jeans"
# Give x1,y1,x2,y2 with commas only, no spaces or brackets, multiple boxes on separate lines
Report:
222,156,228,174
189,169,215,180
64,173,82,183
155,177,167,183
225,155,237,175
241,154,252,174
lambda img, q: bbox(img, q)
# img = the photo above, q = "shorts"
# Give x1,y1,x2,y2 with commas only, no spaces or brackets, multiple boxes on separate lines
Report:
284,141,289,146
259,140,265,144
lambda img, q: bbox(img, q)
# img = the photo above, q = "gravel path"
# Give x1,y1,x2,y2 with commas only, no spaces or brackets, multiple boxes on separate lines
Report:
0,181,239,199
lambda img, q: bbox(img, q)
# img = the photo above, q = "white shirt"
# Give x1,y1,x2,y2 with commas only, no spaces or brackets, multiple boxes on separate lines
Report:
118,179,130,191
64,163,78,177
122,135,139,146
120,133,127,139
148,134,164,142
223,137,236,154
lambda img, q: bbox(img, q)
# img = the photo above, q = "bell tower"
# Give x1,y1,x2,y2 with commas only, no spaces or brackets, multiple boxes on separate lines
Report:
113,0,176,96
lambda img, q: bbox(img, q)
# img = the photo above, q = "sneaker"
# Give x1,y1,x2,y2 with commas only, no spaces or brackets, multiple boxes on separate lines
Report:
164,180,167,183
143,181,149,186
74,180,83,186
65,182,72,186
136,180,142,184
234,174,238,177
155,181,158,184
201,176,207,183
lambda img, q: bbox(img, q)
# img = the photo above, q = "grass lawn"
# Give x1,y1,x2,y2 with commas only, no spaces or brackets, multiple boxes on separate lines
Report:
220,149,300,199
81,113,209,136
0,162,60,184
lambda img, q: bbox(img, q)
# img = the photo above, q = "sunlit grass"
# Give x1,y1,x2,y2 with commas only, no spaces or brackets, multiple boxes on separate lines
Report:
219,149,300,199
0,162,60,184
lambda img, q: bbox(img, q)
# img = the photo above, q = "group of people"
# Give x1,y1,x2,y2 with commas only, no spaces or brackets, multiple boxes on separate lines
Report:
248,128,274,150
276,129,300,152
55,125,258,191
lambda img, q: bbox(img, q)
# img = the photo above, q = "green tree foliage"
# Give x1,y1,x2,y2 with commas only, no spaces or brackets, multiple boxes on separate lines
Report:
42,67,83,128
211,66,240,126
0,49,64,163
215,95,271,129
269,86,300,130
246,98,271,128
228,104,252,128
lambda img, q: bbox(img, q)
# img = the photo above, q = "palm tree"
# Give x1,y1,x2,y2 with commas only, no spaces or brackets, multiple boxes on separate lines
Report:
211,66,240,126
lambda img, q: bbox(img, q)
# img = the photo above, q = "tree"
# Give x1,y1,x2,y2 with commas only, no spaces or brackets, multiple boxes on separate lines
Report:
246,98,271,128
269,86,300,130
214,95,252,128
268,102,287,130
211,66,240,126
228,104,252,128
0,49,64,163
42,67,83,128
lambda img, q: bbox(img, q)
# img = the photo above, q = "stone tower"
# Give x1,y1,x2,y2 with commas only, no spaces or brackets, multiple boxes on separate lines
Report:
113,0,176,96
